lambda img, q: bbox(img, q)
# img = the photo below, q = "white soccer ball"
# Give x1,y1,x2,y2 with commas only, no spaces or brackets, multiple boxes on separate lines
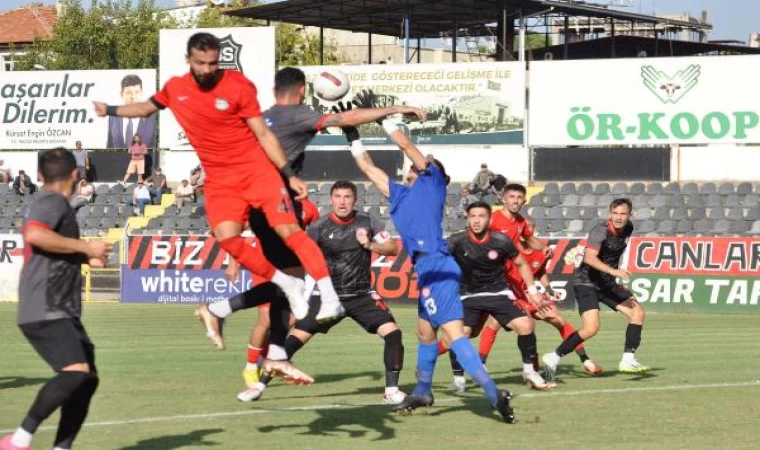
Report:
313,69,350,101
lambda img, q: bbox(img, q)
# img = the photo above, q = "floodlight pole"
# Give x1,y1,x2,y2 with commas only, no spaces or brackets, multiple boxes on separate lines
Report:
518,8,526,62
368,33,373,63
404,15,410,64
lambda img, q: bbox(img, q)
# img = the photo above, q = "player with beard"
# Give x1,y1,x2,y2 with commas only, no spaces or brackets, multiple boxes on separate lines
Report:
477,184,603,377
542,198,649,382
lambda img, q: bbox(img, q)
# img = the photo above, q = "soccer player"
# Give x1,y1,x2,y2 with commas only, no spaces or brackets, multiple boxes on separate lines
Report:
349,123,529,423
238,180,406,404
1,149,112,450
446,202,554,390
542,198,649,381
93,32,345,330
479,184,603,375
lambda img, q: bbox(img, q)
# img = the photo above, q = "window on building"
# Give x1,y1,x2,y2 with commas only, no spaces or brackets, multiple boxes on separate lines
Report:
2,55,15,71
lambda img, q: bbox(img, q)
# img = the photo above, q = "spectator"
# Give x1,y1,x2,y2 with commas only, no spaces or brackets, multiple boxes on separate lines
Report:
145,167,167,205
175,179,194,208
0,159,11,183
13,170,36,196
190,165,205,205
489,174,508,203
71,179,94,211
469,163,495,198
73,140,90,181
121,134,148,184
453,185,479,218
127,180,152,215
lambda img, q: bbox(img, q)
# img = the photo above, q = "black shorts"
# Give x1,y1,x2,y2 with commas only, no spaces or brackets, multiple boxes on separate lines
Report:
574,283,634,314
19,318,97,373
462,295,527,337
296,292,396,335
248,184,304,270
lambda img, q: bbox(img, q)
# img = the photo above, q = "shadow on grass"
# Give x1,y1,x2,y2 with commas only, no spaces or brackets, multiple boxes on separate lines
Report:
117,428,223,450
257,404,401,441
0,376,48,390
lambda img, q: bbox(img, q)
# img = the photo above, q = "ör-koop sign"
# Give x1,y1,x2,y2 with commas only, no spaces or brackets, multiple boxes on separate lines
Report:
529,55,760,146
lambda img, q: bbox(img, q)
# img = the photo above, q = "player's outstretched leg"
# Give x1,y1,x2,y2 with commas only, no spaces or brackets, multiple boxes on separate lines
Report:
478,316,501,365
238,334,307,402
379,328,406,404
392,325,437,414
243,307,270,388
448,352,466,393
548,312,604,375
543,309,598,381
616,299,649,373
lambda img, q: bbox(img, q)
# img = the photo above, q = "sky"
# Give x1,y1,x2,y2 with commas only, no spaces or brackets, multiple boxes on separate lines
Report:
3,0,758,43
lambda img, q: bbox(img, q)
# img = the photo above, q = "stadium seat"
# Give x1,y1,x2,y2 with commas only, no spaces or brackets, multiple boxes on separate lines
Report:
548,207,563,220
637,220,656,233
529,206,547,220
84,217,101,229
594,183,610,195
670,207,688,221
543,194,560,207
694,220,714,233
653,206,670,220
746,207,760,221
714,220,731,234
566,219,583,233
664,183,681,194
83,229,100,237
95,184,110,195
682,182,699,194
685,194,703,208
629,182,646,195
146,218,161,229
635,208,652,220
176,217,192,229
319,183,332,195
582,219,596,232
307,182,318,193
101,218,116,229
736,182,752,195
656,220,675,234
727,207,745,221
545,219,567,233
700,183,717,195
708,207,726,220
651,194,669,207
645,183,663,195
724,194,742,207
110,184,125,194
446,182,461,194
580,207,597,220
578,194,596,207
744,195,760,207
577,183,593,195
749,221,760,235
689,208,706,220
533,219,548,233
0,184,9,194
543,183,560,195
562,194,580,206
670,195,686,208
560,183,576,195
611,182,627,196
717,183,734,195
730,221,750,235
483,193,498,205
631,194,649,207
564,207,582,220
0,218,10,229
704,194,722,207
675,220,693,234
91,205,106,217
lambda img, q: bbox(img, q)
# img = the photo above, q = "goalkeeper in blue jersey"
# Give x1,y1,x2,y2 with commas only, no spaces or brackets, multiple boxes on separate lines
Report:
345,119,536,423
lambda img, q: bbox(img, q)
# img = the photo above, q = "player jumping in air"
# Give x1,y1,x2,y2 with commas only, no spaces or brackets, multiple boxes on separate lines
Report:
238,180,406,404
2,149,112,450
445,201,555,391
348,121,529,423
478,184,603,376
542,198,649,381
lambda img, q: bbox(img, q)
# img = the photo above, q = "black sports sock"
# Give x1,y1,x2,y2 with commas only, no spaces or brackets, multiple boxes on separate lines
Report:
21,371,93,434
53,374,99,449
449,350,464,377
229,283,282,312
284,335,305,360
624,324,643,353
576,348,590,362
268,293,291,348
556,331,585,358
382,330,404,388
517,333,538,365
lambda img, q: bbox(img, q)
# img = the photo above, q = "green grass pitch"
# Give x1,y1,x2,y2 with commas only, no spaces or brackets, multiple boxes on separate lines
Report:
2,303,759,450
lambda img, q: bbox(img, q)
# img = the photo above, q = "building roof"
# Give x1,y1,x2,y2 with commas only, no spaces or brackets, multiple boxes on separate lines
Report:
0,3,58,45
226,0,711,39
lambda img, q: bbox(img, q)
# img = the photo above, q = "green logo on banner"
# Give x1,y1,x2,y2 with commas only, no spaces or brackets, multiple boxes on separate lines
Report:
641,64,701,104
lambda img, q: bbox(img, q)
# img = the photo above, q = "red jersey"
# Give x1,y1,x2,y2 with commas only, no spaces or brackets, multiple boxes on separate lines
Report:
489,210,533,249
505,249,549,291
152,70,268,179
300,198,320,226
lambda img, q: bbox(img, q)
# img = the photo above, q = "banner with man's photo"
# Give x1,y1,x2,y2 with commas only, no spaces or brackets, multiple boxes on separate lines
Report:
0,69,157,150
299,62,526,147
158,27,276,150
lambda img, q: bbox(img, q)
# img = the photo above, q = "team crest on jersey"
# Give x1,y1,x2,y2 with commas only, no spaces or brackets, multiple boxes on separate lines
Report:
218,34,243,72
215,97,229,111
422,287,431,298
517,226,524,234
532,261,540,268
487,250,498,260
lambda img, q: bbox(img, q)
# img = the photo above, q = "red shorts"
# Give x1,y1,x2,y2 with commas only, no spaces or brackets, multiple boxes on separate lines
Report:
204,166,296,230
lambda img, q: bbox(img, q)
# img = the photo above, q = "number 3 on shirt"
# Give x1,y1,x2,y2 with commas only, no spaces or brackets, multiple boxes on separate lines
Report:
424,297,437,315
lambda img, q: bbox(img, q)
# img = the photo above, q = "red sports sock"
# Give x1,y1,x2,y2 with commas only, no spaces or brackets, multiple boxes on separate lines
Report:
437,340,448,355
560,323,585,351
283,230,330,280
247,345,262,365
218,236,275,280
478,326,499,359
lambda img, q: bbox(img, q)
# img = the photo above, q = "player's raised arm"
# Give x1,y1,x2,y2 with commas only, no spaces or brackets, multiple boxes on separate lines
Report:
383,121,427,171
247,116,308,199
322,104,425,128
344,127,390,197
93,100,157,118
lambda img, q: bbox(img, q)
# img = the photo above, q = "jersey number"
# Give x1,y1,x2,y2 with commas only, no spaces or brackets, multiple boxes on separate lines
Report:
424,298,437,315
278,198,291,214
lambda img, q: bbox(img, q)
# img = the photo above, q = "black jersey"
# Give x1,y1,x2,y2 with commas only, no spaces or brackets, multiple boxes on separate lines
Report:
447,230,520,296
263,104,325,174
575,220,634,287
307,212,391,297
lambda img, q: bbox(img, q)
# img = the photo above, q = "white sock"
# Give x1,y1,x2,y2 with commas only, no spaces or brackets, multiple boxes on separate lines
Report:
208,300,232,318
255,382,267,391
316,277,339,303
384,386,399,395
271,270,296,290
523,363,536,374
245,362,258,371
11,427,33,447
268,344,287,361
454,375,466,383
53,447,70,450
622,351,636,364
547,352,561,365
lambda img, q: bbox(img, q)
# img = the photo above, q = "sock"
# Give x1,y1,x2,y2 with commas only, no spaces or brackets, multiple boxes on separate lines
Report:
448,352,464,377
450,337,499,407
268,344,287,361
208,300,232,319
284,335,305,360
437,340,448,355
228,283,281,312
624,324,643,353
315,277,339,303
556,331,585,358
20,371,93,436
283,230,330,281
11,428,33,448
383,330,404,388
246,345,262,370
218,236,275,280
412,342,438,396
517,333,538,368
268,295,291,348
560,323,586,352
478,326,499,361
53,374,99,450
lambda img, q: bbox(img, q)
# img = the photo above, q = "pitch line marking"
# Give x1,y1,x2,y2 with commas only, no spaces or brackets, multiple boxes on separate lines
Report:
2,380,758,433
